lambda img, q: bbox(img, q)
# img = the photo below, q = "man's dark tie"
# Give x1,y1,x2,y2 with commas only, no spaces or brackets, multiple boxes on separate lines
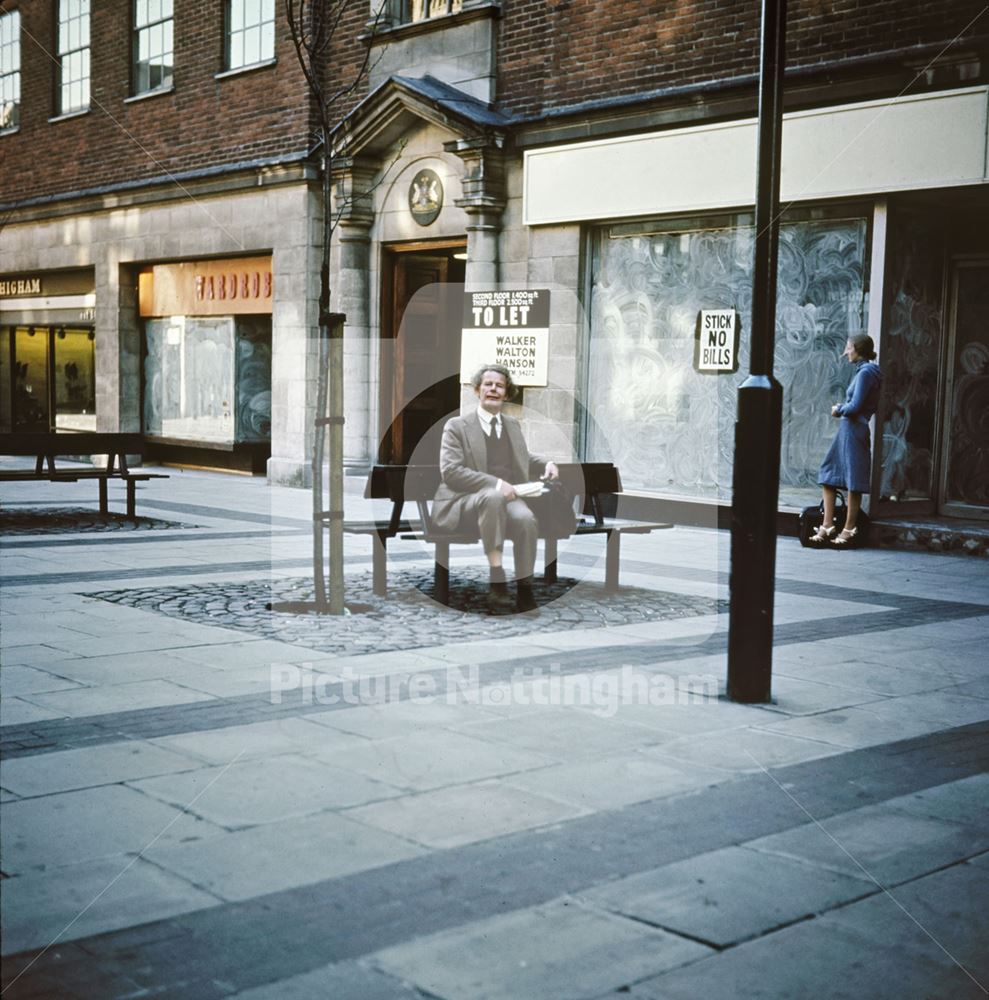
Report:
492,416,502,439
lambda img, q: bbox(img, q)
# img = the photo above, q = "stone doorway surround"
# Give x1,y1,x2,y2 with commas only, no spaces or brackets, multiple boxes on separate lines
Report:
329,74,511,472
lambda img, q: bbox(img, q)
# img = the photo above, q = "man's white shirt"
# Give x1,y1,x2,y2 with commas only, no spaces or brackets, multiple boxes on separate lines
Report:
477,406,504,490
477,406,502,438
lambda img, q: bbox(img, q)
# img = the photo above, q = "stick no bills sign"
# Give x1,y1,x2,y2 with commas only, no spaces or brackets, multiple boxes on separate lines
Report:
693,309,740,374
460,290,550,386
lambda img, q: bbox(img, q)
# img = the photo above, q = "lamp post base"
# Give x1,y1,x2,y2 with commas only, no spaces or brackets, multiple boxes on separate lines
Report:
728,373,783,703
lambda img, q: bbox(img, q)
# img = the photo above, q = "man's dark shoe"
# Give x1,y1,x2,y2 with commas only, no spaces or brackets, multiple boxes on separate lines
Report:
488,586,514,615
516,578,538,614
487,566,512,613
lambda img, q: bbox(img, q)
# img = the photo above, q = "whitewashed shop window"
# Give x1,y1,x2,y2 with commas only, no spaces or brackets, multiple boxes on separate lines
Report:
0,9,20,131
225,0,275,71
585,210,870,506
133,0,174,94
56,0,90,115
144,317,271,444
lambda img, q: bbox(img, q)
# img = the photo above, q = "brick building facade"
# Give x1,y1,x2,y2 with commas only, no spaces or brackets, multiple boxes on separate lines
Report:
2,0,988,518
6,2,315,201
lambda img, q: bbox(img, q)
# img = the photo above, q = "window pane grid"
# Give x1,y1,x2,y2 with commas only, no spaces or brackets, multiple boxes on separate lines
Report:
57,0,90,114
401,0,461,24
0,10,19,130
133,0,174,94
225,0,275,70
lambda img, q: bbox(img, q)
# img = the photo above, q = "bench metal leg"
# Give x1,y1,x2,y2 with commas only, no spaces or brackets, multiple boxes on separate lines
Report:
435,540,450,605
544,536,558,583
372,532,388,597
99,478,109,515
605,530,621,592
127,479,137,520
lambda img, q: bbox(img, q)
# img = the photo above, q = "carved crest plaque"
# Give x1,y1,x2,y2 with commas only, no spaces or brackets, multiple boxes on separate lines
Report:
408,169,443,226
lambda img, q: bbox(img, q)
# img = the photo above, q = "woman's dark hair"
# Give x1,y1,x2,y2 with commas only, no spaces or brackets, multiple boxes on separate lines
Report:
849,333,877,360
471,363,518,399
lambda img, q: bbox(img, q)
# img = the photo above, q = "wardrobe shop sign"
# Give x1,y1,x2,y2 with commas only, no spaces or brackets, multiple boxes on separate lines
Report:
460,289,550,386
138,256,274,317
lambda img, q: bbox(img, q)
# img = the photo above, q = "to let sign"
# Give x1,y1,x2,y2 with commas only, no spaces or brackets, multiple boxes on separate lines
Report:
460,290,550,386
694,309,740,374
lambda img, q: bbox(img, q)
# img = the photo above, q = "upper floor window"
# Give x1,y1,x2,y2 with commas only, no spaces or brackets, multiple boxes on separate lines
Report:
0,9,20,131
393,0,463,25
57,0,91,115
225,0,275,71
133,0,174,94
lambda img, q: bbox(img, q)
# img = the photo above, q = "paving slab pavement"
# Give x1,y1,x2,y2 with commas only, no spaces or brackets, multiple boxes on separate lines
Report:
375,896,715,1000
583,844,875,947
1,464,987,998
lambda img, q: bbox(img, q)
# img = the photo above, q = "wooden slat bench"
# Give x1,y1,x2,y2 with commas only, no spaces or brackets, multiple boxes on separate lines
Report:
0,432,168,521
347,462,672,603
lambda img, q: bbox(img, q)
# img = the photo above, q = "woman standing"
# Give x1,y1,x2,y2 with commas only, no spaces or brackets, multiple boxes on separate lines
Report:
810,333,882,547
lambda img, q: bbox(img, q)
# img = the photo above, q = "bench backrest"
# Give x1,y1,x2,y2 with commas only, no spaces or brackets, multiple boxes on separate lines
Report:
365,462,622,528
0,431,146,457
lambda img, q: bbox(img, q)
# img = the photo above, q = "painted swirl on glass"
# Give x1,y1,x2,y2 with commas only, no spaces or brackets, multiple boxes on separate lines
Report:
946,263,989,507
236,321,272,442
878,210,943,501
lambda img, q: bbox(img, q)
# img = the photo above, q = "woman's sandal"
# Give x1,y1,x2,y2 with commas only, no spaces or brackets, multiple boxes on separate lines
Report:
833,526,858,546
809,524,837,544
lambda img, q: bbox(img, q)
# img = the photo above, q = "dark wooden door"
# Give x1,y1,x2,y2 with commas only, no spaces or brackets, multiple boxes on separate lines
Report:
380,248,465,464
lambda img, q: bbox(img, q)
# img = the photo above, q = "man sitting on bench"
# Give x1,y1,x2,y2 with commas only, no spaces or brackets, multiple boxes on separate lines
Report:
432,364,559,613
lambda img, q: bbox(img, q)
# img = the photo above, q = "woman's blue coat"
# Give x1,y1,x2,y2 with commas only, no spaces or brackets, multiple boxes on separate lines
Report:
818,360,882,493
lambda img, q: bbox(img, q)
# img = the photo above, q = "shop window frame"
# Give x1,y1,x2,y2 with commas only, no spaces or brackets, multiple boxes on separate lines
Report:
131,0,174,98
0,8,20,133
580,201,875,506
369,0,504,36
1,324,97,433
389,0,463,26
222,0,276,75
55,0,91,117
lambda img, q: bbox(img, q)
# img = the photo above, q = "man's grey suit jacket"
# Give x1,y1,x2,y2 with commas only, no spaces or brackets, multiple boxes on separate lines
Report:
431,410,549,532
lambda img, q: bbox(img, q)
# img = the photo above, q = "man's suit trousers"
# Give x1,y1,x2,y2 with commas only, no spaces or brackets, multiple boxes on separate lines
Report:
457,486,538,580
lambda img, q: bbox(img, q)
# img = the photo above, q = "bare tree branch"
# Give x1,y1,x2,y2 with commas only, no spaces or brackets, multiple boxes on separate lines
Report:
282,0,395,614
325,2,387,111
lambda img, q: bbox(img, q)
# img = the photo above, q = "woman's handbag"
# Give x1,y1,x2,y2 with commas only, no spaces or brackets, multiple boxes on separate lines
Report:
523,479,578,538
798,491,869,548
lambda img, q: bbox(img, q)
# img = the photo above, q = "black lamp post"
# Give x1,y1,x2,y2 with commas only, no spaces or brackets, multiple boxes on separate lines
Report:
727,0,787,703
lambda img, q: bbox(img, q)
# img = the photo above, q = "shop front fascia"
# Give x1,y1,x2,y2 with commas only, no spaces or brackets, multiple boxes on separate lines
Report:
520,85,989,517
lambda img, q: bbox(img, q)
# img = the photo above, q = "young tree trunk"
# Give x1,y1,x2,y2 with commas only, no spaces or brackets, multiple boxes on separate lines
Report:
286,0,384,614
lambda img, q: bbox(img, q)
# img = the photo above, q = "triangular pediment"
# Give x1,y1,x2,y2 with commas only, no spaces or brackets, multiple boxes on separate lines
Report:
331,75,513,158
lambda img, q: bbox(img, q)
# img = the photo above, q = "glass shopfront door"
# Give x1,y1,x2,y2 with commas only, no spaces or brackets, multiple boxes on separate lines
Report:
940,257,989,518
0,325,96,432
